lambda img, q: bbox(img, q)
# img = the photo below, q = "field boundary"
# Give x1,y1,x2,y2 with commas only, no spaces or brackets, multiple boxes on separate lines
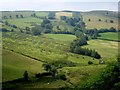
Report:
98,38,120,42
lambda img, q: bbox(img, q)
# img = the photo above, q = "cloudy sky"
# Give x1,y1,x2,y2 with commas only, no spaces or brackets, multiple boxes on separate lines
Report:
0,0,119,11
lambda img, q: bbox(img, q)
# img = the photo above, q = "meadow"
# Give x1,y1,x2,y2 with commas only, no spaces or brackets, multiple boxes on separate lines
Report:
98,32,119,41
81,11,118,29
1,11,119,89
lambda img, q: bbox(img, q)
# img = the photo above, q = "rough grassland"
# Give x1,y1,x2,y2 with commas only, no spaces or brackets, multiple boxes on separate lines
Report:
83,40,118,60
56,12,72,19
43,34,76,42
3,17,42,29
98,32,119,41
81,11,118,29
2,49,44,82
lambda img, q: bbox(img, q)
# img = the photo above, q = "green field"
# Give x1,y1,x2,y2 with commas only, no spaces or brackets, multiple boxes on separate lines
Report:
2,49,44,82
98,32,119,41
2,17,42,29
1,11,119,89
81,11,118,29
83,39,118,60
43,34,76,42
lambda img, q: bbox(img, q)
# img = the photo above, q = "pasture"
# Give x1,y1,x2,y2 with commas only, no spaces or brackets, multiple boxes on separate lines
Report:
81,11,118,29
2,49,44,82
83,39,118,60
1,11,119,89
98,32,119,41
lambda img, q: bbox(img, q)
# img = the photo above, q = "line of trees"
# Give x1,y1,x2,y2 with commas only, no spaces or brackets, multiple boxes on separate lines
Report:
70,36,101,59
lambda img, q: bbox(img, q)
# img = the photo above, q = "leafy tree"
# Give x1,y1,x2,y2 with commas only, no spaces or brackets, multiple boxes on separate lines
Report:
11,29,14,32
25,27,31,34
9,15,12,19
48,12,55,19
110,20,114,23
23,71,28,81
88,19,91,21
31,13,36,17
88,61,93,65
2,16,7,19
98,19,101,21
43,64,51,71
60,16,67,20
20,14,24,18
16,15,19,18
32,26,41,36
5,21,9,25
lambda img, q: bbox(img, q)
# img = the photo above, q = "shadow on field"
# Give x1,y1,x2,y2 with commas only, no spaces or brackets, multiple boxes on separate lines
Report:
2,76,57,89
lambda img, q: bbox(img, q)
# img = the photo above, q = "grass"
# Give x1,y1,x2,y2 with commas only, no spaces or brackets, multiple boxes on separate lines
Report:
43,34,76,42
2,49,44,82
60,65,106,86
56,12,72,19
4,17,42,29
98,32,119,41
1,11,34,18
1,11,119,88
81,11,118,29
83,39,118,60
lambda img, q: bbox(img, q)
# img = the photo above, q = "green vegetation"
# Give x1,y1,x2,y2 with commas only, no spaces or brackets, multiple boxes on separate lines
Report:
1,11,119,89
98,32,119,41
81,11,118,29
2,49,44,82
43,34,76,42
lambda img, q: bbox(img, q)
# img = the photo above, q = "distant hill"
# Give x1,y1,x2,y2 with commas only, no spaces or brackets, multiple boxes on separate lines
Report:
81,10,118,29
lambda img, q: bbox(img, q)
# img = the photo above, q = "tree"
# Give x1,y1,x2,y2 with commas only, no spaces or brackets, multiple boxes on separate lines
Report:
60,16,67,20
98,19,101,21
110,20,114,23
23,71,28,81
88,19,91,21
43,64,51,71
32,26,41,36
11,29,14,32
2,16,7,19
48,12,55,19
20,14,24,18
16,15,19,18
25,27,30,34
9,15,12,19
42,63,58,78
5,21,9,25
88,61,93,65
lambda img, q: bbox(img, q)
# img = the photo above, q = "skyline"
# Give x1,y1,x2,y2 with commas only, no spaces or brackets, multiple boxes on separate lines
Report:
0,1,119,11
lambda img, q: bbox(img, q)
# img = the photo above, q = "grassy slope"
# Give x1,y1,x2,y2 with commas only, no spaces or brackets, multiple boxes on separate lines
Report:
98,32,119,41
3,17,42,29
2,49,44,82
55,12,72,19
81,11,118,29
43,34,76,42
83,39,118,60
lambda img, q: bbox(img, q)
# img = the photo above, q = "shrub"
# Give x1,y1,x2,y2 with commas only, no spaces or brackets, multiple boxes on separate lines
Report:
23,71,28,81
57,73,67,80
35,73,41,78
88,61,93,65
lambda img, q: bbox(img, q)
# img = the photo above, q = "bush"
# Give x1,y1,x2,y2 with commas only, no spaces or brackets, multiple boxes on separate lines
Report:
23,71,28,81
35,73,41,78
57,73,66,80
88,61,93,65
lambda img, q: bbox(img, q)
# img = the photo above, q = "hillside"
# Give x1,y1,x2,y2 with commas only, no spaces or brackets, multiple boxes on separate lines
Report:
1,10,119,89
81,11,118,29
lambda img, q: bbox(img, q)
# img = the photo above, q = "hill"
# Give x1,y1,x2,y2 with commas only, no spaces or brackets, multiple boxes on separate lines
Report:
81,11,118,29
2,49,44,82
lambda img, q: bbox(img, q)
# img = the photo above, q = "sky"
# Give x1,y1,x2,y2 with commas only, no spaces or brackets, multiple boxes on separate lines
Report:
0,0,119,11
